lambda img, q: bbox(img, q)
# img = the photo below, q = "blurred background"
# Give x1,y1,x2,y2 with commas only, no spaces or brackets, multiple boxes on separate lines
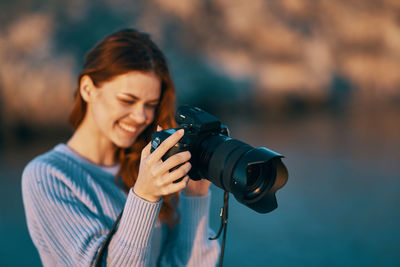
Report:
1,0,399,266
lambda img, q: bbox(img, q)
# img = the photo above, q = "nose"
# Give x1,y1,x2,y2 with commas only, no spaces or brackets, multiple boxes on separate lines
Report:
129,104,146,124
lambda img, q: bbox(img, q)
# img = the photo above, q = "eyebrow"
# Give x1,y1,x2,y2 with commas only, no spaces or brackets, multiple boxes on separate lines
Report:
119,93,160,103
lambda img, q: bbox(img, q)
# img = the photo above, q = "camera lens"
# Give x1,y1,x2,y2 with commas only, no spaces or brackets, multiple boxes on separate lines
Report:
246,164,262,189
195,135,288,213
245,163,266,199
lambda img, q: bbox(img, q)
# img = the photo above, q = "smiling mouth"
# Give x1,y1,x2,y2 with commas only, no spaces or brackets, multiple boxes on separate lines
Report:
117,121,138,134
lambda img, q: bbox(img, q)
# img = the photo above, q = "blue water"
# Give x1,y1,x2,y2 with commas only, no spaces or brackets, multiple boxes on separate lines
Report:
1,115,399,266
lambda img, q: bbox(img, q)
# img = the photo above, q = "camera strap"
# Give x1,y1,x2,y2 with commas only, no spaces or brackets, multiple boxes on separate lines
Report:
93,210,123,267
209,191,230,267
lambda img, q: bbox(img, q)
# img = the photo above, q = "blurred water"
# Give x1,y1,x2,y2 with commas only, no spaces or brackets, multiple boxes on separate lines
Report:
1,113,399,267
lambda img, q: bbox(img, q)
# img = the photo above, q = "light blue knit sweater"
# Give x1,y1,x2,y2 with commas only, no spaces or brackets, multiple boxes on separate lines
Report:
22,144,220,266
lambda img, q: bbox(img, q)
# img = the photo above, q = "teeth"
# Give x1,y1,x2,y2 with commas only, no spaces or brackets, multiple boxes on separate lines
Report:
118,122,137,133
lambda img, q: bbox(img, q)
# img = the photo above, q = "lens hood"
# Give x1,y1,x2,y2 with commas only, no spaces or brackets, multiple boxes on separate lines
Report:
231,147,288,213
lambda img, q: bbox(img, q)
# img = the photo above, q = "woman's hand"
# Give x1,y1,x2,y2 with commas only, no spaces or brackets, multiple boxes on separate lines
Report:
134,129,192,202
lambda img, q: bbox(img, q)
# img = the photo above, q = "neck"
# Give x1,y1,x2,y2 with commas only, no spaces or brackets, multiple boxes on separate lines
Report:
67,118,118,166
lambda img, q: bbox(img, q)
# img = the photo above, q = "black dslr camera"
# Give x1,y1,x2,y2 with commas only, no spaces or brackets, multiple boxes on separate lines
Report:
151,105,288,213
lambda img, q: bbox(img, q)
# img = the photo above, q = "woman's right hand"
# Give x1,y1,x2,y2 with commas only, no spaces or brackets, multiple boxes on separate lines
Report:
133,129,192,202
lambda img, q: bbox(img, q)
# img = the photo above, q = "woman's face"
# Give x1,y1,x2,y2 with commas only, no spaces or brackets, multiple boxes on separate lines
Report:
84,71,161,149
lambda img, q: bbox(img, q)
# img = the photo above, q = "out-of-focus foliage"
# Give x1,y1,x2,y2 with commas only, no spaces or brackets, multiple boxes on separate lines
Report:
0,0,399,131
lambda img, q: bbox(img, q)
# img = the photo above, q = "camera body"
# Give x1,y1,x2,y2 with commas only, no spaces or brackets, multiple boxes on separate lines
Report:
151,105,229,181
151,105,288,213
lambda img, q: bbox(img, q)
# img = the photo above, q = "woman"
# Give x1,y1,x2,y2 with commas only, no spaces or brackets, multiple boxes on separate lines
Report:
22,28,220,266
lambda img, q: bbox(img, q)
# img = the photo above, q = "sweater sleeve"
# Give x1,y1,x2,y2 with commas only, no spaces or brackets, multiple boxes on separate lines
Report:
158,192,220,267
22,160,161,267
107,188,161,266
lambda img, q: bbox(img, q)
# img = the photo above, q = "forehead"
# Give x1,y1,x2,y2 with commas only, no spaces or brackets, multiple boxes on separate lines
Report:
104,71,161,99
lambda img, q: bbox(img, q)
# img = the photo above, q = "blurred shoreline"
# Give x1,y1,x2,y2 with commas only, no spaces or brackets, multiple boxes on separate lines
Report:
1,103,399,166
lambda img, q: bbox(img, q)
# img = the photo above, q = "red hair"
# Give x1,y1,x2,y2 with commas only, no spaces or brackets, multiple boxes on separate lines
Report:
69,29,178,225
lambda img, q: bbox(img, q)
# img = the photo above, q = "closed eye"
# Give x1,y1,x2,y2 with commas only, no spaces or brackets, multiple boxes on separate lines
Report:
119,98,135,105
146,102,159,108
119,98,159,108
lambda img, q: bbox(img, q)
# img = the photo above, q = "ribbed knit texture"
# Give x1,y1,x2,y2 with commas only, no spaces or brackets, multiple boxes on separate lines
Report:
22,144,220,267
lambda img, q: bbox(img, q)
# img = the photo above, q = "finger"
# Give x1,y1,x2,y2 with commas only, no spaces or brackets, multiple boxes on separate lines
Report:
164,162,192,184
157,125,163,131
151,129,184,162
141,141,152,158
159,151,191,174
163,176,189,195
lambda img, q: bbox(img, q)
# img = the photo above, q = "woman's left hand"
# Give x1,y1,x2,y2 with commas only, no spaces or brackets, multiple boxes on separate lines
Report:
182,178,211,197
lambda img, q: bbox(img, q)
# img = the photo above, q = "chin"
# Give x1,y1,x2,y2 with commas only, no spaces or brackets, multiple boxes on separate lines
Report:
113,137,137,149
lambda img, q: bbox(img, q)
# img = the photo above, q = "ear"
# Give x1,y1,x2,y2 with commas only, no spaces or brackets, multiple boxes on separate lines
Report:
79,75,96,102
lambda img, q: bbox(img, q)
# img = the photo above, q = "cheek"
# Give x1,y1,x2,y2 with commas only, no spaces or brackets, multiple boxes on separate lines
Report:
93,98,120,126
145,109,156,124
